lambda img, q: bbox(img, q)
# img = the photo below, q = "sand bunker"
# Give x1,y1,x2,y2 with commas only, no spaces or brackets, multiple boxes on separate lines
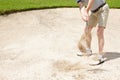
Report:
0,8,120,80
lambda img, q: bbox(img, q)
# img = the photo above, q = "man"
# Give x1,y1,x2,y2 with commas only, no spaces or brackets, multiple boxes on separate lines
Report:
77,0,109,64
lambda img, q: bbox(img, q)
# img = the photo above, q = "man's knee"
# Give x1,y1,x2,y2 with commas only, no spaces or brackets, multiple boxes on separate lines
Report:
85,26,93,35
97,27,104,36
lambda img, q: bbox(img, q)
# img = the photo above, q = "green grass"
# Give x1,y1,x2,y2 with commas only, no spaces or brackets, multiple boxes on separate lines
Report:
107,0,120,8
0,0,76,15
0,0,120,15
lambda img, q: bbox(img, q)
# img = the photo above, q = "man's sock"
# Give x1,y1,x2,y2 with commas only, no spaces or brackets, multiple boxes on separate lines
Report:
98,54,103,60
86,48,92,54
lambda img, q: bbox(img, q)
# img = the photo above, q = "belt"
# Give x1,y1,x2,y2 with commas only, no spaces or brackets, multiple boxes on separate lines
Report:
91,2,106,13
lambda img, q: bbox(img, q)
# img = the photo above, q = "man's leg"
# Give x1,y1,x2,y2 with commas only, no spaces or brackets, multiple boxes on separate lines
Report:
84,26,93,50
77,26,93,56
94,4,109,64
96,26,108,64
97,27,105,55
97,4,109,54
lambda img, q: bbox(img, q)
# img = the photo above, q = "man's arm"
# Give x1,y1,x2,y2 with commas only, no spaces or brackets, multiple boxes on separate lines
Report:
86,0,94,12
78,2,89,22
78,2,84,10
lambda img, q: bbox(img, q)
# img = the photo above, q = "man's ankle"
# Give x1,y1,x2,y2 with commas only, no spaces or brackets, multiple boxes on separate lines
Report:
86,48,92,55
98,54,103,59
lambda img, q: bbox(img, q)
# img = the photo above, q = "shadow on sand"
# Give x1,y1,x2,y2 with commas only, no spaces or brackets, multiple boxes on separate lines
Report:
104,52,120,61
87,52,120,73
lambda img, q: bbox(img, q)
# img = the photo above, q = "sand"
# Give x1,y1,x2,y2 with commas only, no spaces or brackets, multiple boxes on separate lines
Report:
0,8,120,80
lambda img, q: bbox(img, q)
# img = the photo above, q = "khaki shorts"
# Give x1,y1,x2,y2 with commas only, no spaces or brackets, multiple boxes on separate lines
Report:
87,4,109,28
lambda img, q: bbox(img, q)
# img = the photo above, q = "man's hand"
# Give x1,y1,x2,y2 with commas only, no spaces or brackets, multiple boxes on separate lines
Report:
81,7,89,22
78,2,89,22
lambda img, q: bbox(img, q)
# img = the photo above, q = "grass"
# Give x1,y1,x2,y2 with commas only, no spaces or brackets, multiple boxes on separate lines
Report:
107,0,120,8
0,0,119,15
0,0,76,15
